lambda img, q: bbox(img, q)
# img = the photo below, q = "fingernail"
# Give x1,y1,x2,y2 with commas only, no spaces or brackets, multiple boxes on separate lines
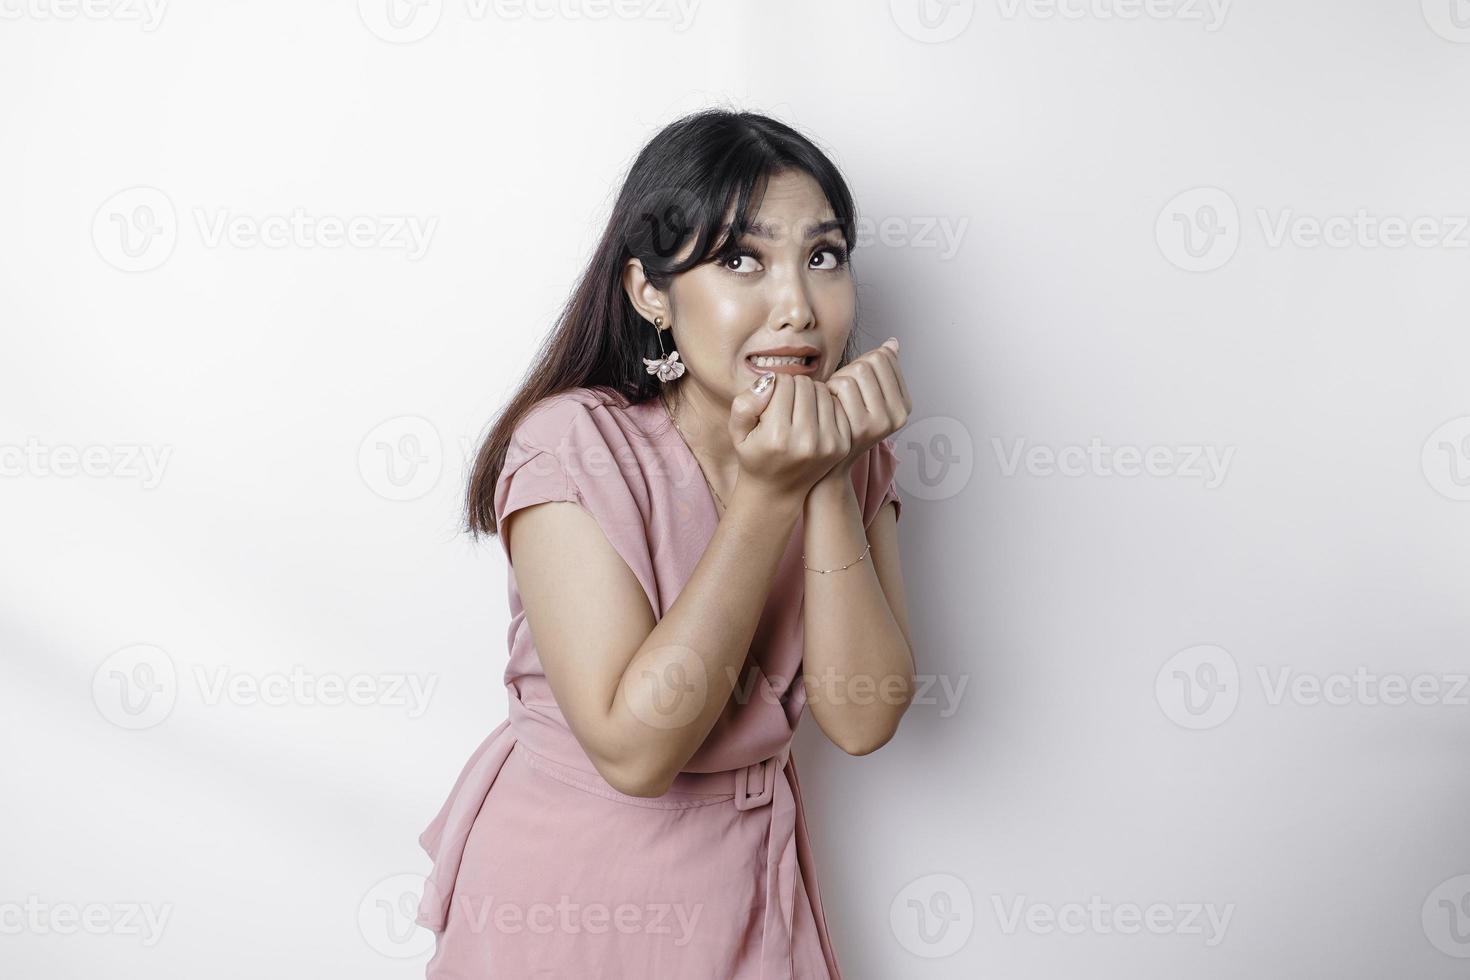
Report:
753,371,775,395
885,337,899,352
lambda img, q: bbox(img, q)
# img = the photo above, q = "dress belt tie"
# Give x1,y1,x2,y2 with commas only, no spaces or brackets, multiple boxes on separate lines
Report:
733,744,797,980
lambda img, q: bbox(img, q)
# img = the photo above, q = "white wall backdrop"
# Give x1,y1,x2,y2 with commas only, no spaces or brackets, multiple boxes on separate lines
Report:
4,1,1469,977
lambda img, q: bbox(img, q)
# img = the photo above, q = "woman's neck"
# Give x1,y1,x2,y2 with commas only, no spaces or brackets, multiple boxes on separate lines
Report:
659,384,740,495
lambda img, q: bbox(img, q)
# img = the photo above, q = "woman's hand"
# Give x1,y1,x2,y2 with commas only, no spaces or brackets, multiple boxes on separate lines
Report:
728,370,853,499
817,336,911,482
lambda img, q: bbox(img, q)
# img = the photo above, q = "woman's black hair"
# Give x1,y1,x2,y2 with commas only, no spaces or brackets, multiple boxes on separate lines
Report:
465,107,861,537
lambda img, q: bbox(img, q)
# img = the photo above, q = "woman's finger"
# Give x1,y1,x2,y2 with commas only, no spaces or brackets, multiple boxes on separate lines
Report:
827,374,867,441
814,381,837,452
790,374,816,445
868,348,906,425
849,360,885,436
762,371,794,441
873,343,911,413
830,386,851,452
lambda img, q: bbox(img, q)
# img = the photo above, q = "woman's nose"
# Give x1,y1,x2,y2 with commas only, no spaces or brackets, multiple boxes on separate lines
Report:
770,274,816,331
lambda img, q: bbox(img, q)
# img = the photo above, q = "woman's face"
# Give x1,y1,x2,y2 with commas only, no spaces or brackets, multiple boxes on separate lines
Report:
652,169,855,402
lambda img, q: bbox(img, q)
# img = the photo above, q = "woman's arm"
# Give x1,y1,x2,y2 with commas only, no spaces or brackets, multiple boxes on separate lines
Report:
506,476,806,798
798,473,914,756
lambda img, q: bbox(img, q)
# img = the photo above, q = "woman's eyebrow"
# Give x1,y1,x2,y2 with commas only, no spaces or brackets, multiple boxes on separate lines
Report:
727,218,845,242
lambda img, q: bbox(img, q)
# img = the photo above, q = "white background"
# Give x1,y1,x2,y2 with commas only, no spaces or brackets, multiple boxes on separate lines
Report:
3,0,1470,977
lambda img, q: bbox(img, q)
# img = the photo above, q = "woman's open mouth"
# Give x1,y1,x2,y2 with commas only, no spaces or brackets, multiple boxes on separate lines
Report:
745,353,819,375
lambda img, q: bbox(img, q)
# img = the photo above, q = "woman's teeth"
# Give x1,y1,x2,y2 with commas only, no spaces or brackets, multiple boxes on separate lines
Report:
749,355,812,367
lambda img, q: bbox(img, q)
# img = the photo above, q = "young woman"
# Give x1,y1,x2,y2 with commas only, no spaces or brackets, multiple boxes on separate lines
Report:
416,108,915,979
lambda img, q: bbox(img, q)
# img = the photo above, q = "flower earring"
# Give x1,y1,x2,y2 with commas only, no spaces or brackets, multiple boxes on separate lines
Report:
643,316,686,383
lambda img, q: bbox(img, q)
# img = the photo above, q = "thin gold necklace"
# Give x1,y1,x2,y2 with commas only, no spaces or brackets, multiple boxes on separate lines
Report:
661,395,727,513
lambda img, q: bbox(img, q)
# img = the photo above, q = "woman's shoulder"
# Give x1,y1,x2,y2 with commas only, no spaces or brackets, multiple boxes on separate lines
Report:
492,387,658,583
512,385,639,450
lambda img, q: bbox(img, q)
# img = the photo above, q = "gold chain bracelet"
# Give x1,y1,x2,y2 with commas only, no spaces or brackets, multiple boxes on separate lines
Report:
802,542,872,574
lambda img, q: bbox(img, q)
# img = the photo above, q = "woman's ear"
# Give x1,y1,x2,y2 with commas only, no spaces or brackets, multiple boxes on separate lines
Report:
622,256,667,325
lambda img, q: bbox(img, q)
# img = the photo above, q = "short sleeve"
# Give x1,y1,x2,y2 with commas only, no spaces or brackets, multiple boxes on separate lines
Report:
492,393,660,616
859,435,902,528
496,445,575,532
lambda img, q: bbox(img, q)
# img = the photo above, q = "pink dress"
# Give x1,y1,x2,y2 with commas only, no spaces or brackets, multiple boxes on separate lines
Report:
416,385,902,979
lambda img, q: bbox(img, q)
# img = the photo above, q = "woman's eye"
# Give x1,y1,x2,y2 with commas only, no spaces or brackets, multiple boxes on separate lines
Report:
811,246,847,271
724,251,762,273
